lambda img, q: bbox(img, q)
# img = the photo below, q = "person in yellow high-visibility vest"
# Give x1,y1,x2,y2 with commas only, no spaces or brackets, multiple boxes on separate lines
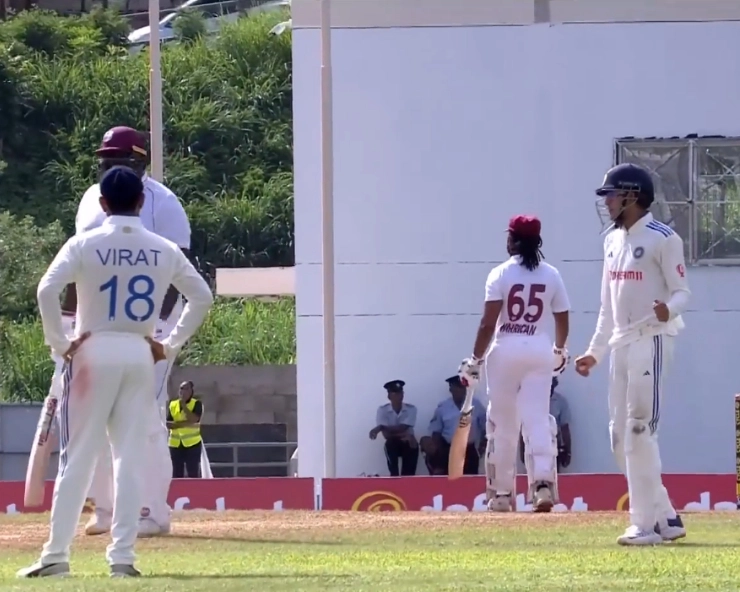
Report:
166,381,203,478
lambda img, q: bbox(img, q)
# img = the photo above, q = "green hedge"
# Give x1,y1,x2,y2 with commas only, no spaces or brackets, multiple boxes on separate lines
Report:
0,8,294,272
0,9,296,400
0,298,296,402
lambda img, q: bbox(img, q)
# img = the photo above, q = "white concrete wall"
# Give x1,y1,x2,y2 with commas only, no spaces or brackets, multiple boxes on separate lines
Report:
293,4,740,477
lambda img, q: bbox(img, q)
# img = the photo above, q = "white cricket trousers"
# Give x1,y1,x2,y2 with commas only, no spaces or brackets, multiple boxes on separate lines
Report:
485,338,554,495
41,333,153,566
609,334,677,531
87,302,180,525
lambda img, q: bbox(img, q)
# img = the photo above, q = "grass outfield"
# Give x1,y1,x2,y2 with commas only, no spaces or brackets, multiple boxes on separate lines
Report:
0,511,739,591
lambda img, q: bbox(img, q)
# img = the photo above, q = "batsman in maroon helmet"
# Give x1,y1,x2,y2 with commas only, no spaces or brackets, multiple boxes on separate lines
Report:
60,125,199,539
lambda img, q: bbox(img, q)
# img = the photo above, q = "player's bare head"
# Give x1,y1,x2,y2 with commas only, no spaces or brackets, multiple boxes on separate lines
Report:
446,375,466,402
96,126,148,179
596,164,655,228
99,165,145,216
507,215,544,271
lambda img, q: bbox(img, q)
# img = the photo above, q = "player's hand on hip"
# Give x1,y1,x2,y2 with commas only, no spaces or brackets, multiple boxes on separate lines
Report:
458,357,482,388
63,331,91,361
653,300,670,322
145,336,167,363
574,354,597,377
553,345,569,376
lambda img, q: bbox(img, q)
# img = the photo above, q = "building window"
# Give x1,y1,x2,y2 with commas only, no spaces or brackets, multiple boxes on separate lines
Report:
615,137,740,265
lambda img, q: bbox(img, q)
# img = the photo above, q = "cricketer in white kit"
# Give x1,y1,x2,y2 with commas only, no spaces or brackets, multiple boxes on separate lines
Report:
19,166,213,578
69,126,193,538
458,215,570,514
575,163,690,546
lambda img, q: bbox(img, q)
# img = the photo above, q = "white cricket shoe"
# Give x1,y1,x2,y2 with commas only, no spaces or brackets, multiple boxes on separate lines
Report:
137,517,171,538
16,561,70,578
655,515,686,542
533,483,554,513
85,509,112,536
487,494,513,512
616,525,662,546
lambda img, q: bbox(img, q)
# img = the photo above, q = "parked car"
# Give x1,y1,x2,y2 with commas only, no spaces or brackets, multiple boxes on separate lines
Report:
128,0,289,46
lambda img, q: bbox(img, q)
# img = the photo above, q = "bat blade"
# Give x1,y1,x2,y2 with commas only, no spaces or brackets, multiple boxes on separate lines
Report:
448,411,472,480
24,395,58,507
200,443,214,479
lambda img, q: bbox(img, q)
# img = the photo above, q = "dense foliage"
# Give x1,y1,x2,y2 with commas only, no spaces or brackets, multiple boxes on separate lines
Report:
0,7,294,272
0,9,296,401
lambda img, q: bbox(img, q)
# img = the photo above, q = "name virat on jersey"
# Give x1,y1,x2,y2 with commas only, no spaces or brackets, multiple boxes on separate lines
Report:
96,248,162,267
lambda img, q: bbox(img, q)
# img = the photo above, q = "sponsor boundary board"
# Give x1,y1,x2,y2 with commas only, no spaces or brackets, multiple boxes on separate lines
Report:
0,475,735,514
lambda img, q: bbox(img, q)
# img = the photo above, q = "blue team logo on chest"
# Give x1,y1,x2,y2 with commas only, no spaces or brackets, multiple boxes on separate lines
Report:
633,246,645,259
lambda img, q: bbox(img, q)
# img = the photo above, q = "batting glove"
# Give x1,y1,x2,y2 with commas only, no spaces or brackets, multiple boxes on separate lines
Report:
553,346,569,377
458,356,483,388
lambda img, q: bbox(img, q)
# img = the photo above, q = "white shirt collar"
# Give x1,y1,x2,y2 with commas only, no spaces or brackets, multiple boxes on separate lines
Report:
103,215,144,227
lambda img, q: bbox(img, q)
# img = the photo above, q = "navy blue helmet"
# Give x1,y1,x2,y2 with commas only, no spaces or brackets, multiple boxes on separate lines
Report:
596,163,655,208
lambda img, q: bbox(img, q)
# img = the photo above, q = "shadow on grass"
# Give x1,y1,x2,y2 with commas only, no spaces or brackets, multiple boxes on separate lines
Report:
165,533,345,545
148,573,353,580
659,542,740,549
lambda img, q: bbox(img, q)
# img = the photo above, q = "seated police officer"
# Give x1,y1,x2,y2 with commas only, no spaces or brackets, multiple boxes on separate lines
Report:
166,381,203,478
420,375,486,475
369,380,419,476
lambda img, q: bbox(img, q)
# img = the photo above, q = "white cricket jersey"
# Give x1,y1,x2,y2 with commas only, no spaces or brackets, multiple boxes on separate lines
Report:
485,256,571,344
75,175,191,249
585,213,691,363
37,216,213,358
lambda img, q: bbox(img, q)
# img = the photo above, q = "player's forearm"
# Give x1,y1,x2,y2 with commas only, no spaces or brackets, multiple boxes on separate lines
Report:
585,306,613,363
472,325,495,360
553,312,569,349
37,285,72,357
161,290,213,355
666,289,690,318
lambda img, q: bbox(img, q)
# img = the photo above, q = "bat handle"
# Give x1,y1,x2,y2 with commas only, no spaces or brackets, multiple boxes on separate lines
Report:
460,384,476,414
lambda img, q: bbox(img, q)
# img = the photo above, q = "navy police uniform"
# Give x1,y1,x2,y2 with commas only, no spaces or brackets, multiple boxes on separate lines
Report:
374,380,419,476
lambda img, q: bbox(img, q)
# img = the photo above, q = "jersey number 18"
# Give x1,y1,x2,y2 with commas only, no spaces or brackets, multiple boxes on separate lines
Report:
99,274,156,322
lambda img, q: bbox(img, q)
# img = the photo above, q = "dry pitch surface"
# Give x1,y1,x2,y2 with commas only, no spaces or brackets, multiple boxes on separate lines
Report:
1,511,739,591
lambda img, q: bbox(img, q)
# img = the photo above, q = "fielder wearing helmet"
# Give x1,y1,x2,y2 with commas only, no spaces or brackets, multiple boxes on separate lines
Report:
96,126,149,178
595,163,655,231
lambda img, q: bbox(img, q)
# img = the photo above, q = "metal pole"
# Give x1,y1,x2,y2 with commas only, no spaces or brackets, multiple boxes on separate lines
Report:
320,0,336,479
148,0,164,182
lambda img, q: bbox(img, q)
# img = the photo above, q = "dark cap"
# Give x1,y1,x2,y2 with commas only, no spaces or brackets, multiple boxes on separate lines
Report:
508,215,541,238
100,165,144,206
446,375,463,387
383,380,405,393
97,126,147,157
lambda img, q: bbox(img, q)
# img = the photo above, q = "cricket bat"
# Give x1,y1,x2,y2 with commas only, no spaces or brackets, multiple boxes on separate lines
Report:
448,382,477,481
24,394,59,507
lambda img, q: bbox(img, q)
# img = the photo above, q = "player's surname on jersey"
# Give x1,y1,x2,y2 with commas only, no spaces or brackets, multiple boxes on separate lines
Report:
96,248,163,267
499,322,538,336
